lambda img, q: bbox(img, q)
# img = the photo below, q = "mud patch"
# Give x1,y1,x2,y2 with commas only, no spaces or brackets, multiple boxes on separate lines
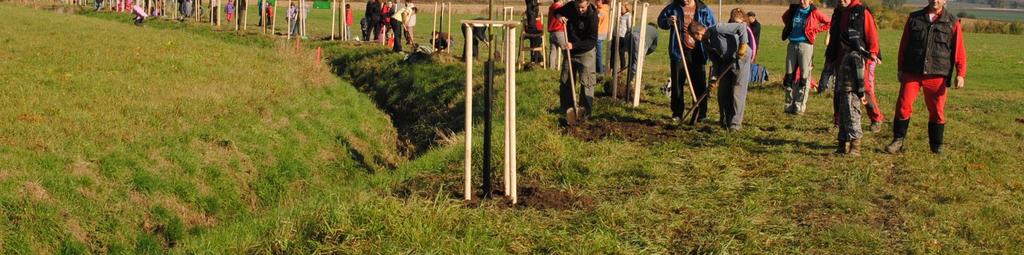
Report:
392,173,595,211
513,186,594,211
566,119,682,144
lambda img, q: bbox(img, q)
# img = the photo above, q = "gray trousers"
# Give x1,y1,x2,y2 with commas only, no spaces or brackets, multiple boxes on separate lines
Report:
784,42,814,113
834,52,866,142
548,32,567,70
718,55,752,130
834,91,863,142
560,48,597,117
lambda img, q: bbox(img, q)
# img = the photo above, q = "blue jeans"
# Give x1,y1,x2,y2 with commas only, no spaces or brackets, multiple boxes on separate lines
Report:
595,39,605,73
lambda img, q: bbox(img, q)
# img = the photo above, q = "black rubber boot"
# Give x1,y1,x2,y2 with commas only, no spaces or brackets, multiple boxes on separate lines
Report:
886,119,910,154
929,122,945,154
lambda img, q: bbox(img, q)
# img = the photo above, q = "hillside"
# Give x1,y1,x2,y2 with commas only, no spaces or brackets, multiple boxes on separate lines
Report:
3,2,1024,254
0,4,401,253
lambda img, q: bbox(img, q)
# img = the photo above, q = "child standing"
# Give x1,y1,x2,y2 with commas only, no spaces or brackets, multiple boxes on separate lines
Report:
345,4,354,39
226,1,235,22
833,38,869,155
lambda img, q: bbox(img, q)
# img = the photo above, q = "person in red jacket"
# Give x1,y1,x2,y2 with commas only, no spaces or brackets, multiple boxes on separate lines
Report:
345,4,354,39
824,0,883,132
781,0,830,115
886,0,967,154
547,0,567,70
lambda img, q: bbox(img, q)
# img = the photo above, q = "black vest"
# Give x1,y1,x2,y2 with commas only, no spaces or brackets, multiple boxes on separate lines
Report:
901,9,957,77
825,5,872,62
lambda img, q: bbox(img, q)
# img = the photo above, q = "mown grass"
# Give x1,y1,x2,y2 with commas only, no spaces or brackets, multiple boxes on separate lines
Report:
3,2,1024,254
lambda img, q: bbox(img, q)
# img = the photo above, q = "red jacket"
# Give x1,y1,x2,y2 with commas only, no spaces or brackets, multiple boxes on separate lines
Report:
346,9,353,25
547,2,565,32
781,4,831,45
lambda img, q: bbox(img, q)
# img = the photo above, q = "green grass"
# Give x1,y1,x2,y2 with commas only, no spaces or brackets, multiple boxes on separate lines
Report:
3,2,1024,254
0,3,401,253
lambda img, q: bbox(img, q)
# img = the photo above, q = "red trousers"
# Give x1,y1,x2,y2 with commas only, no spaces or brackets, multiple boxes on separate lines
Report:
895,73,948,124
863,60,884,123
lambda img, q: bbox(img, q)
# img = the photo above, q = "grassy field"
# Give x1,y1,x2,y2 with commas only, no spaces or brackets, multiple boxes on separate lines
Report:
3,2,1024,254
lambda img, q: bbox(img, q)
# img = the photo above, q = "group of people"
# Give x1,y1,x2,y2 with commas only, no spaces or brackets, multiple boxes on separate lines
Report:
363,0,419,52
545,0,966,155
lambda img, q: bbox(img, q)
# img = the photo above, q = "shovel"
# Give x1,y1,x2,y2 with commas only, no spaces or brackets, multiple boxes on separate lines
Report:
565,44,584,126
685,64,734,125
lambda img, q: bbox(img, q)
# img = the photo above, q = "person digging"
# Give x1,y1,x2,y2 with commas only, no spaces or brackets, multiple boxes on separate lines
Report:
555,0,599,125
689,22,752,131
657,0,717,124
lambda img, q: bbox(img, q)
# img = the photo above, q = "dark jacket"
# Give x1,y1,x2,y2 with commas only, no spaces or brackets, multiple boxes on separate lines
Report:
898,8,967,78
366,1,381,21
749,20,761,46
824,0,880,64
555,1,599,54
657,0,717,64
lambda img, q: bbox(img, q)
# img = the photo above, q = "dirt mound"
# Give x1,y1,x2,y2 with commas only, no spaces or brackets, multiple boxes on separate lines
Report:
392,174,594,211
566,119,683,144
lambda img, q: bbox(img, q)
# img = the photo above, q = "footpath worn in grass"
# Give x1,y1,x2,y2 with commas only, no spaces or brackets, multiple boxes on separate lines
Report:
3,3,1024,254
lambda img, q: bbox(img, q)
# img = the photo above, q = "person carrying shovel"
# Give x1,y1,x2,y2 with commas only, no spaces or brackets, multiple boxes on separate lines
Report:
657,0,716,124
688,22,752,131
555,0,599,125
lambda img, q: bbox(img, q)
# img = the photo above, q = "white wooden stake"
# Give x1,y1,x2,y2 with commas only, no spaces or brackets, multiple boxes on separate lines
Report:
243,0,249,30
464,23,474,201
341,0,347,40
632,3,648,107
512,26,520,204
331,0,337,40
431,2,438,48
271,1,277,34
446,2,452,53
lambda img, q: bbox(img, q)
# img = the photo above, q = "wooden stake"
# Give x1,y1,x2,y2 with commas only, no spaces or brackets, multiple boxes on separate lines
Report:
631,3,648,107
286,0,291,38
243,0,248,30
446,2,452,53
610,1,620,98
541,12,547,69
264,1,269,33
509,26,518,205
341,0,347,40
464,23,474,201
431,2,437,48
271,1,277,33
331,0,336,40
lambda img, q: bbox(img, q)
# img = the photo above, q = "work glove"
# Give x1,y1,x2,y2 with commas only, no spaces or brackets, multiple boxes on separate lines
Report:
737,44,750,60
